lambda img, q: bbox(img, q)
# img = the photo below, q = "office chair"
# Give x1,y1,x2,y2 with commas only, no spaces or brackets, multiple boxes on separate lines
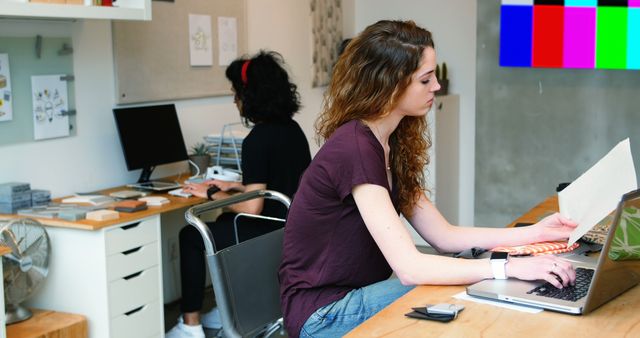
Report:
185,190,290,338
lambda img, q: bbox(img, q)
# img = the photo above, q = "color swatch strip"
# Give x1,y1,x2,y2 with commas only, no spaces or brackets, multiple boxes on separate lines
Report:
500,1,640,69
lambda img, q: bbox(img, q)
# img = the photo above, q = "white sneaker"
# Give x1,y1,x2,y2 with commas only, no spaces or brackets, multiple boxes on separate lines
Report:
201,307,223,329
165,321,205,338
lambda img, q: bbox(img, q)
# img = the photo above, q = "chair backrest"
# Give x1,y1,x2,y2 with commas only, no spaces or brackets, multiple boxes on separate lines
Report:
185,190,291,338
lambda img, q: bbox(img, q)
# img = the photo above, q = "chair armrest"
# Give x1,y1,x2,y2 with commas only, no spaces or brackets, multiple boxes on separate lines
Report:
232,213,285,245
184,190,290,255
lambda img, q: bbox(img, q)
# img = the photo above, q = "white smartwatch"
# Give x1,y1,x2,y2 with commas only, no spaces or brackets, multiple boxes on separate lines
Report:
490,252,508,280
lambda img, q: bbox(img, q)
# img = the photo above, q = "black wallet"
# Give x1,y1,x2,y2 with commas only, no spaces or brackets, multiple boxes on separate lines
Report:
404,307,456,322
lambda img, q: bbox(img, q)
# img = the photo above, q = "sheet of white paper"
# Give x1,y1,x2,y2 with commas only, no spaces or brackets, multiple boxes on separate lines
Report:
188,14,213,66
560,138,638,246
218,17,238,66
31,74,69,140
453,291,543,313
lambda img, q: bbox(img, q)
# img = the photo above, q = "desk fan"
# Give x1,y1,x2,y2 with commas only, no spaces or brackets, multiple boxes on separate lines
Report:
0,218,50,324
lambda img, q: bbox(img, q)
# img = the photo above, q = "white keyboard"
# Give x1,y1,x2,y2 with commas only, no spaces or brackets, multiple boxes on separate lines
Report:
168,188,192,198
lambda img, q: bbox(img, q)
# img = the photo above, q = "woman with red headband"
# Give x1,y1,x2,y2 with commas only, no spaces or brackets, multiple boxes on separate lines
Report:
167,51,311,338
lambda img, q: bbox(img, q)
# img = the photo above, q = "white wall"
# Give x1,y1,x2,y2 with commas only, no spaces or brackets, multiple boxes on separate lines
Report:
353,0,477,226
0,0,342,198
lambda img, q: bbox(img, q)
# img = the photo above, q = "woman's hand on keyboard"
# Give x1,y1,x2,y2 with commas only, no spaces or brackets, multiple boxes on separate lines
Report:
506,255,576,289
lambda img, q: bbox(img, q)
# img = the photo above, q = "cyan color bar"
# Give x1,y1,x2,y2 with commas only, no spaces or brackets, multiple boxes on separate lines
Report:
628,8,640,69
565,0,597,5
564,7,596,68
500,5,533,67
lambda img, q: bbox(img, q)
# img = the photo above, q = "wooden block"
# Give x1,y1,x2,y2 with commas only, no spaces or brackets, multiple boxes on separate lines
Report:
6,308,87,338
138,196,169,206
86,209,119,221
66,0,83,4
29,0,50,3
113,200,146,209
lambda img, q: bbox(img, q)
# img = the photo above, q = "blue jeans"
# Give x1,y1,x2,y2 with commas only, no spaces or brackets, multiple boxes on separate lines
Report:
300,279,414,338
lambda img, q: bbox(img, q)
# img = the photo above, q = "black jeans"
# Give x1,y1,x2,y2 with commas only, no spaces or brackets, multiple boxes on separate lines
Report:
178,212,283,313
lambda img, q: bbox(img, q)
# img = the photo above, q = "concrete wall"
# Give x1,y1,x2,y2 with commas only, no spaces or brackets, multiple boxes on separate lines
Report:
475,0,640,227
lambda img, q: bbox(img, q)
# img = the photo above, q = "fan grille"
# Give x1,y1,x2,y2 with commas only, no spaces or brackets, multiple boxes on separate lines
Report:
1,218,50,305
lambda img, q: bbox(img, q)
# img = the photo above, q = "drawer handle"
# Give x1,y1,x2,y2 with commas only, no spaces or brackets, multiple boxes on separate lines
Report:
124,305,145,316
122,246,142,255
123,271,143,280
121,222,141,230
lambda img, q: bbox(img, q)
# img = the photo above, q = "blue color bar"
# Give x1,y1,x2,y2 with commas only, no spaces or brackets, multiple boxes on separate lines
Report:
500,5,533,67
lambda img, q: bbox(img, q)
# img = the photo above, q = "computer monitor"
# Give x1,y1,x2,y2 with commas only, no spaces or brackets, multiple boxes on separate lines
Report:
113,104,188,183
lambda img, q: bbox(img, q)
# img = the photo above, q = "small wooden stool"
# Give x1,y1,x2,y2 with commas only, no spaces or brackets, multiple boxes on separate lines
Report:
6,309,87,338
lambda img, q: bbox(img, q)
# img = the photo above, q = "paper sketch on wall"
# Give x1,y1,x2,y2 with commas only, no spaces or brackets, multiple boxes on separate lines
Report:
218,16,238,66
31,75,69,140
189,14,213,66
0,53,13,122
311,0,343,87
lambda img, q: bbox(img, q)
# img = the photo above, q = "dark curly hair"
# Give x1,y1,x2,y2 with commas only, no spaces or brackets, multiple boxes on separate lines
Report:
225,51,301,124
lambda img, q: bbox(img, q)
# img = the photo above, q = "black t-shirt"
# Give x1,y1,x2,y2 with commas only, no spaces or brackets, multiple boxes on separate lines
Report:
241,119,311,218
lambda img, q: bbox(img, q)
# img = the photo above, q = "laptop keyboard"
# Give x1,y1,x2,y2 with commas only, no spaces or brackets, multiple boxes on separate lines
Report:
526,267,595,302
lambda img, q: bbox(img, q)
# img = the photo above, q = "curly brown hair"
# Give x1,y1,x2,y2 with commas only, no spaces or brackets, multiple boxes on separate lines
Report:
316,20,434,217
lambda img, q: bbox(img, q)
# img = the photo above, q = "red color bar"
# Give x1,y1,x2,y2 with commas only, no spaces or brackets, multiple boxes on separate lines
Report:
532,5,564,67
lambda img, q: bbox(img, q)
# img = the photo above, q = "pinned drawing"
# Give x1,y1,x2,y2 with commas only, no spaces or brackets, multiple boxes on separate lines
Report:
189,14,213,66
31,74,69,140
0,54,13,122
218,16,238,66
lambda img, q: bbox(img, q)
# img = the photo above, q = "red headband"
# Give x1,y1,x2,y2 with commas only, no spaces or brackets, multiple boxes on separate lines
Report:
241,60,251,85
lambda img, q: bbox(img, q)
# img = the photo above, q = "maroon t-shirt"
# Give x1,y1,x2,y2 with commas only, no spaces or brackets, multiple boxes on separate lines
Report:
278,120,399,337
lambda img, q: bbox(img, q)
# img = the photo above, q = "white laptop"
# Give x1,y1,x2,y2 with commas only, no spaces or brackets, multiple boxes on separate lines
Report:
466,189,640,314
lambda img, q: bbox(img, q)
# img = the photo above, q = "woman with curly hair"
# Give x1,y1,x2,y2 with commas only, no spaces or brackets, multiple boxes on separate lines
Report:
168,51,311,338
278,20,578,338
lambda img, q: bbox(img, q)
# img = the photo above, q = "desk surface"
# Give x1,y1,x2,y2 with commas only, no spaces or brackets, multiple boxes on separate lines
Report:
346,196,640,337
6,309,87,338
0,175,205,231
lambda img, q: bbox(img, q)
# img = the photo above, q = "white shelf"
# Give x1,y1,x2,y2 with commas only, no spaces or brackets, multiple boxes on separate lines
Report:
0,0,151,21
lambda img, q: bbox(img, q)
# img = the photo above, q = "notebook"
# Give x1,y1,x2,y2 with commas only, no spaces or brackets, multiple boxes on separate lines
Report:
466,189,640,314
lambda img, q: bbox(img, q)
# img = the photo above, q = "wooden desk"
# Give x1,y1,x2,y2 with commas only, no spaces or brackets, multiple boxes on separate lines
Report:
346,196,640,337
0,175,206,338
6,309,87,338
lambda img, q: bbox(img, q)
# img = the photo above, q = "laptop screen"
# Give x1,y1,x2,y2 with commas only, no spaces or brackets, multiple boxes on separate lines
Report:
584,189,640,313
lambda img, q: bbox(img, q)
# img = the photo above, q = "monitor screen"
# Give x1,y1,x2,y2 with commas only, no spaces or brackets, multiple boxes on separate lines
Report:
113,104,188,182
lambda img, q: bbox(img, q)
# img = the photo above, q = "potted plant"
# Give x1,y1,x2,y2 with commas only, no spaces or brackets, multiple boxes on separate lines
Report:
435,62,449,96
189,142,211,176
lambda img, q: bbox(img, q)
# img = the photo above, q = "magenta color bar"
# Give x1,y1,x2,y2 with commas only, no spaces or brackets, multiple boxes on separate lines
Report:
630,0,640,7
564,7,596,68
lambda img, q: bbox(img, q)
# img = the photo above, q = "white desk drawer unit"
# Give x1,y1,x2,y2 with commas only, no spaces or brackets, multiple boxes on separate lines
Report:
109,265,160,317
111,300,162,338
27,215,165,338
105,218,158,255
106,219,163,336
107,241,159,282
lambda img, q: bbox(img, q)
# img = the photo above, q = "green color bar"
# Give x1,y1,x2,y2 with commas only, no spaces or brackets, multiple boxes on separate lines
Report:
597,7,628,69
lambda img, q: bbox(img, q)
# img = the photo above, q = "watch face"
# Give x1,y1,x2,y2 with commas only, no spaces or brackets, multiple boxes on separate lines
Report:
491,252,508,260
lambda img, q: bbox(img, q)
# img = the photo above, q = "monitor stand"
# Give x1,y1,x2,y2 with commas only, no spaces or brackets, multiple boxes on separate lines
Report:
138,166,156,183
